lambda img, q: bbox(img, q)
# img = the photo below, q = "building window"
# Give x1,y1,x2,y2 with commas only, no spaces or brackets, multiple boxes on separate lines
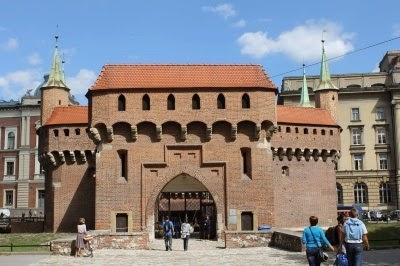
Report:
295,127,299,133
75,128,81,135
118,150,128,180
379,182,391,204
7,132,16,149
377,128,386,144
351,108,360,121
351,128,362,145
330,130,333,136
321,129,326,135
378,153,388,170
116,213,128,232
4,190,14,207
241,148,252,178
142,94,150,110
118,95,126,111
192,94,201,109
354,182,368,204
6,161,15,176
313,129,317,135
286,127,291,133
241,211,254,231
282,166,289,176
217,93,225,109
167,94,175,110
37,189,45,208
336,183,343,205
353,154,363,170
64,129,69,136
376,107,385,120
278,126,281,132
304,128,308,134
53,129,59,137
241,93,250,109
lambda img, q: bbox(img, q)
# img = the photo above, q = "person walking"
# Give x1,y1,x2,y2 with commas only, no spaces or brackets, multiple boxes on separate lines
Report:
302,216,334,266
163,216,174,251
203,215,211,239
75,217,87,257
343,208,369,266
181,218,192,251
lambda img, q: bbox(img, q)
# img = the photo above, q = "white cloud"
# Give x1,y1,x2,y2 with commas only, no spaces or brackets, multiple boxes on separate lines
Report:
372,63,380,73
0,69,41,100
2,37,19,51
393,23,400,37
202,3,236,19
237,20,354,62
27,52,42,66
233,19,246,28
67,69,97,96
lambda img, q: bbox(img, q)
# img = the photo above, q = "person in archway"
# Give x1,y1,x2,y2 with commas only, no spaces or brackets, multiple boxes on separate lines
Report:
203,215,211,240
163,216,174,251
181,217,193,251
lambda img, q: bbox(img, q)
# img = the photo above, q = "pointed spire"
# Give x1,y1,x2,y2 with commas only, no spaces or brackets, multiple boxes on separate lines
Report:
42,35,68,89
316,39,338,91
299,64,312,107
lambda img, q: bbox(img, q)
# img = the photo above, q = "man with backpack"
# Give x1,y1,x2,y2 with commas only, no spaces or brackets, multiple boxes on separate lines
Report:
343,208,369,266
163,216,174,251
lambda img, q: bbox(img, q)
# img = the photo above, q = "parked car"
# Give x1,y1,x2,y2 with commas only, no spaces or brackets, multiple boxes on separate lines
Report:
0,208,11,233
389,210,400,221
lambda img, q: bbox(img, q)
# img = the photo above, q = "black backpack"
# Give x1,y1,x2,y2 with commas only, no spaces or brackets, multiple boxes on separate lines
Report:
325,225,339,245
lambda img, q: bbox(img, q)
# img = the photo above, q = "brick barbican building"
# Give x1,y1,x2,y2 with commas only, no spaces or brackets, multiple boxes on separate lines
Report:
38,43,341,242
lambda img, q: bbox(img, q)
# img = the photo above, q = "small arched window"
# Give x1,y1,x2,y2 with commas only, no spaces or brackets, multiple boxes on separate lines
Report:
7,132,15,149
282,166,289,176
75,128,81,135
142,94,150,110
53,130,59,137
118,95,126,111
336,183,343,205
286,127,291,133
304,128,308,134
167,94,175,110
313,129,317,135
217,94,225,109
330,130,334,136
321,129,326,135
64,129,69,136
242,93,250,109
295,127,299,133
192,94,201,110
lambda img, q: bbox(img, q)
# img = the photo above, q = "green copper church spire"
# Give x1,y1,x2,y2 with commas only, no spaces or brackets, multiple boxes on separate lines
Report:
316,40,338,91
299,64,312,107
42,36,68,89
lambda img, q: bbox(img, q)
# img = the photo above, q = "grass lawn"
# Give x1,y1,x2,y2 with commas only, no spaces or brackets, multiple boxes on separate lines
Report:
366,222,400,248
0,233,71,252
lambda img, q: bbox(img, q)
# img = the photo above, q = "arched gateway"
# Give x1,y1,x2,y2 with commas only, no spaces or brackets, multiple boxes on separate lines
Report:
154,174,217,240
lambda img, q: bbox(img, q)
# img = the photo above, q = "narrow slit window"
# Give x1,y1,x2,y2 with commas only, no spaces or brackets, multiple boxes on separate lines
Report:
118,95,126,111
241,93,250,109
192,94,201,109
142,94,150,110
167,94,175,110
64,129,69,136
241,147,252,178
118,150,128,180
217,94,225,109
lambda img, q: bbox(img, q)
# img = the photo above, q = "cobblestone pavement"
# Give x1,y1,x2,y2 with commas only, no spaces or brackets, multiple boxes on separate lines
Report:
6,240,399,266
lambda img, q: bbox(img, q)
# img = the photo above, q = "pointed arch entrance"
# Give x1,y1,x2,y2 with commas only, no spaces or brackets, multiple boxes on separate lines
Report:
155,174,216,239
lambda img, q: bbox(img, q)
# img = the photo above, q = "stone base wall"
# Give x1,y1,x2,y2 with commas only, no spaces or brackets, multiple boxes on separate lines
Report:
10,220,44,233
224,231,272,248
51,231,149,255
270,230,303,252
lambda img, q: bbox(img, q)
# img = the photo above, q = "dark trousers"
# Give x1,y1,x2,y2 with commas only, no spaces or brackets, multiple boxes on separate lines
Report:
164,236,172,251
183,235,189,251
345,243,363,266
306,248,321,266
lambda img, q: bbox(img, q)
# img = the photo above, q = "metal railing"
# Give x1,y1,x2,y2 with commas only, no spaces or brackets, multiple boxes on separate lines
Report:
0,243,51,252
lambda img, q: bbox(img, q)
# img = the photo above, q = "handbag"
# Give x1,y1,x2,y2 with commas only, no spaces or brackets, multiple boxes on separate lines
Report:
309,227,328,262
335,253,348,266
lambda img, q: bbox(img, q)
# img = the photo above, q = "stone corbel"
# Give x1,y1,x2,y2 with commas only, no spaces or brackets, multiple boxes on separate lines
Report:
156,126,162,141
69,150,76,163
130,126,138,141
58,151,65,164
89,127,101,143
254,124,261,140
80,151,87,163
266,125,277,141
181,126,187,141
46,152,56,167
206,126,212,141
231,125,237,140
107,127,114,142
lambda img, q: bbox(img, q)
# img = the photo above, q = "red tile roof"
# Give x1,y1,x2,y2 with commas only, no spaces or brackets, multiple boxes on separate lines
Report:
277,106,338,126
90,64,275,91
45,106,88,126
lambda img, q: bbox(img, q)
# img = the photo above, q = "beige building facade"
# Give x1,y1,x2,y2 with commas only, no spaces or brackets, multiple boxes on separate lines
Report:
280,50,400,211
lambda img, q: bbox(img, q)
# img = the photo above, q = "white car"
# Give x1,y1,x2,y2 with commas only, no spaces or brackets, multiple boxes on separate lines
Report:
0,208,10,218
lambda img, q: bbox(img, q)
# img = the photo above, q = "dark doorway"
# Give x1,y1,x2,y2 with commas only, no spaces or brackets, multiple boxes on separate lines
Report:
241,212,253,231
116,213,128,232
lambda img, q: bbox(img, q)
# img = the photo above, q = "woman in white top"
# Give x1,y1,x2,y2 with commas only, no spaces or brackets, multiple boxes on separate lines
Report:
181,218,193,251
75,217,87,257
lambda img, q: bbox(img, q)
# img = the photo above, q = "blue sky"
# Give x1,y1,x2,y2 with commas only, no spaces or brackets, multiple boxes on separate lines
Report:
0,0,399,103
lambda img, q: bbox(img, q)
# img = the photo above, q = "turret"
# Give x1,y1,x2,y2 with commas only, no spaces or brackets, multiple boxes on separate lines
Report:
40,36,71,125
314,40,339,122
299,64,312,107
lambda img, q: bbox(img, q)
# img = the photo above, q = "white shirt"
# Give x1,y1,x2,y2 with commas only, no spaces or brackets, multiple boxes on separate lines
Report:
344,218,367,244
78,224,87,234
